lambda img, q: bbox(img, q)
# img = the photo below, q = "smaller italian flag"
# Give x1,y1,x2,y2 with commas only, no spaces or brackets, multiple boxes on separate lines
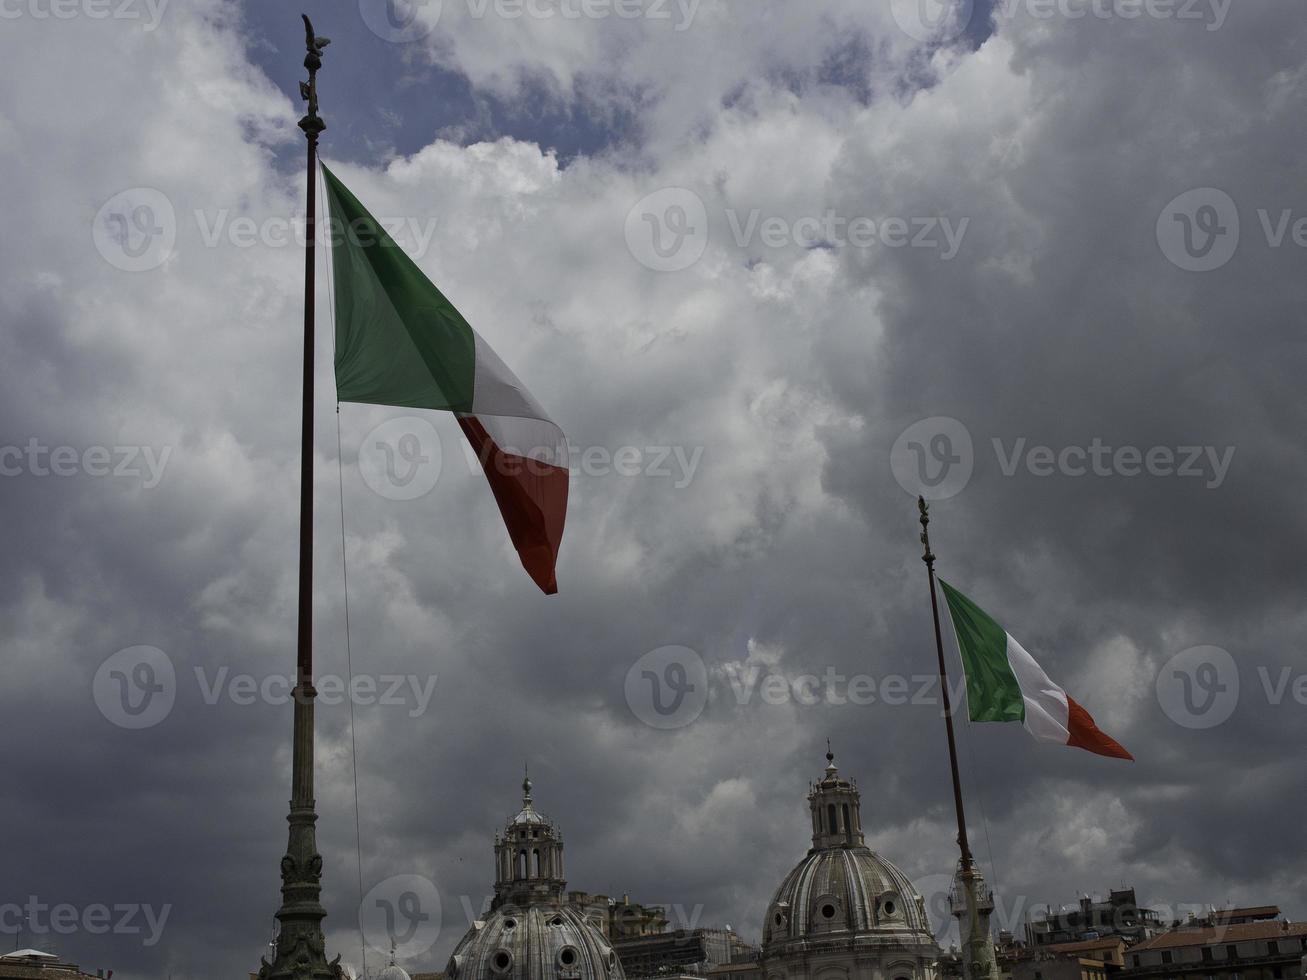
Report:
939,581,1133,761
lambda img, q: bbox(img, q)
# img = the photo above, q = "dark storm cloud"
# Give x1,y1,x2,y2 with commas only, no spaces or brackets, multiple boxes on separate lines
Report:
1,1,1303,978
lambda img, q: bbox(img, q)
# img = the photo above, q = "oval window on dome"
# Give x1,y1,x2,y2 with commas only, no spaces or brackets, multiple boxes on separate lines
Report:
550,915,565,927
820,903,837,920
491,950,514,974
883,900,896,916
504,918,517,930
558,946,580,969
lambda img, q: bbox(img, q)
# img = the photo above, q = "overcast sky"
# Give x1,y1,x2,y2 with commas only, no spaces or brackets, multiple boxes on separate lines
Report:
2,0,1305,977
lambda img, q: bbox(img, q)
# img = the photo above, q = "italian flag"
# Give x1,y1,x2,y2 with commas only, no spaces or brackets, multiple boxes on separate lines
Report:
939,581,1133,761
321,164,568,594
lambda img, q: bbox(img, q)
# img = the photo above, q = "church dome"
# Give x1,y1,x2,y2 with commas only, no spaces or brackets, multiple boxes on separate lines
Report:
761,749,938,967
763,845,932,946
446,775,625,980
446,905,623,980
375,965,412,980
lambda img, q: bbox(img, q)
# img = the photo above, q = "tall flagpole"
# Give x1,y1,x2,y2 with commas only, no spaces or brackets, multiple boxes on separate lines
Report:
918,497,998,980
259,16,340,980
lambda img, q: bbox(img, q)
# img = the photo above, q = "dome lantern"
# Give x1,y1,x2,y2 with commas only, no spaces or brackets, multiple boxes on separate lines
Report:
493,772,566,911
807,743,865,849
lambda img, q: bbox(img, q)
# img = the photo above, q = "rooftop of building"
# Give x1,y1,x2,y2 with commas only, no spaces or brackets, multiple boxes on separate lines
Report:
1132,920,1307,952
1213,907,1281,922
1043,938,1128,955
0,950,98,979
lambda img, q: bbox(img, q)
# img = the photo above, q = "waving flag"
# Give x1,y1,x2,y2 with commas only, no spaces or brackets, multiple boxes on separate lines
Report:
321,164,568,594
939,581,1133,760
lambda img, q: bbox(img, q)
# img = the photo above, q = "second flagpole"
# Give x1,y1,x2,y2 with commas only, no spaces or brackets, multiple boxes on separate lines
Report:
918,497,999,980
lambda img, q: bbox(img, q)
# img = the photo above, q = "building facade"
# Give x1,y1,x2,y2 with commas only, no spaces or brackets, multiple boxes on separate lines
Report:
1026,892,1163,948
1120,920,1307,980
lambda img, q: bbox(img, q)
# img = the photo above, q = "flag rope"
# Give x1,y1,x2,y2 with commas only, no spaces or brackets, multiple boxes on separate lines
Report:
318,160,370,980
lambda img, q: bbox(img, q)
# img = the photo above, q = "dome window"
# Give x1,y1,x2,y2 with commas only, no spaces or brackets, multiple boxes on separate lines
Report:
491,950,514,974
557,946,580,970
550,915,565,927
504,918,517,930
820,903,837,920
880,892,901,920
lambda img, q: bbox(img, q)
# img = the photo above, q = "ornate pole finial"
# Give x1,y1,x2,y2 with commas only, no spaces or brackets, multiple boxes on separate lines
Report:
825,738,834,764
298,13,329,139
522,763,533,805
918,495,935,566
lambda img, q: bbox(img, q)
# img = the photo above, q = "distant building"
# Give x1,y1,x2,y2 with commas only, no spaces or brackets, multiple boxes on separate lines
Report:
612,928,756,978
609,899,671,942
1120,918,1307,980
1201,910,1283,929
1042,938,1128,968
0,950,103,980
706,960,764,980
1012,953,1112,980
1008,937,1129,980
1026,891,1164,947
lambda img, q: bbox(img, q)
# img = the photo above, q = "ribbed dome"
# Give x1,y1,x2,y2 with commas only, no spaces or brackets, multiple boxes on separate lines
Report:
763,845,933,949
446,905,624,980
375,965,412,980
760,749,939,971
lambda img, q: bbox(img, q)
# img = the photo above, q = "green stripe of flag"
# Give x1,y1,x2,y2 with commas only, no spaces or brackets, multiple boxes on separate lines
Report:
322,163,478,412
939,580,1025,723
